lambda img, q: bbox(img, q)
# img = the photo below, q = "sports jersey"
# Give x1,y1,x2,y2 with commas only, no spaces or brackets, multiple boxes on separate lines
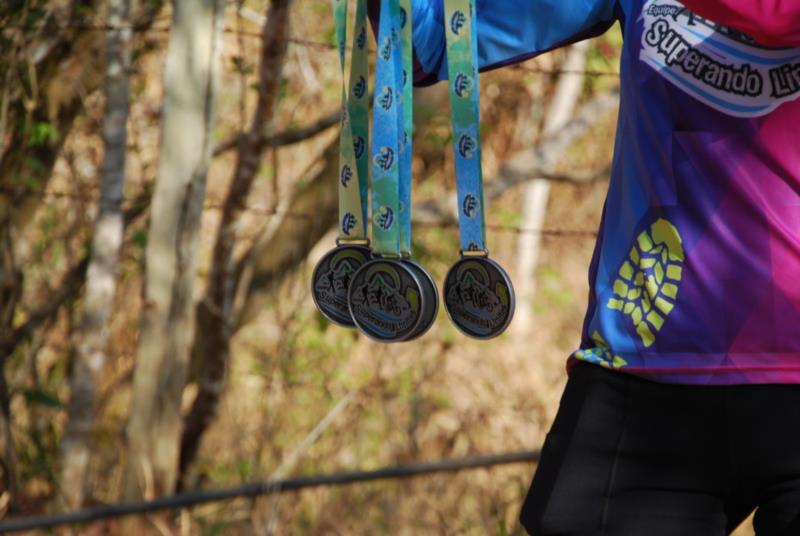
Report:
375,0,800,384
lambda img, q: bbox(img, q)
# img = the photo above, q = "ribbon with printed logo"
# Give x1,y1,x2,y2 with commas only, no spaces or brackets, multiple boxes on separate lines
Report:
443,0,486,253
397,0,413,256
334,0,370,242
441,0,515,339
370,0,406,256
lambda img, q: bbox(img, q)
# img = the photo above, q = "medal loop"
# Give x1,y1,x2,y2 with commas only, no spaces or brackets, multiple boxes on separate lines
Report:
459,247,490,258
336,237,371,247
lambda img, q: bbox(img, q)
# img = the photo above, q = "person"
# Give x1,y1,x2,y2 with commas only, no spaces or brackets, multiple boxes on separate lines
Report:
368,0,800,534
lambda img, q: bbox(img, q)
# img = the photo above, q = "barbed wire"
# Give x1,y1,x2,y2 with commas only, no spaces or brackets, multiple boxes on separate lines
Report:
3,22,622,78
0,450,541,534
0,187,599,238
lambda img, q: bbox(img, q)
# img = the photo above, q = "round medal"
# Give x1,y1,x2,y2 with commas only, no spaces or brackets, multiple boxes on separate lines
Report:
402,260,439,341
311,245,372,327
348,258,425,342
443,256,515,339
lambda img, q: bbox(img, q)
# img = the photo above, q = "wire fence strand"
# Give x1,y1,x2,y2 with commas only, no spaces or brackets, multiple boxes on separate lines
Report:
4,22,622,78
0,186,599,238
0,450,541,534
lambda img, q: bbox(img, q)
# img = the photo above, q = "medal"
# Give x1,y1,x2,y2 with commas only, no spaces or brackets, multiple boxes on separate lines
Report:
443,254,515,339
394,0,438,341
311,243,371,327
350,0,435,342
403,259,439,340
312,0,371,327
348,258,424,342
442,0,515,338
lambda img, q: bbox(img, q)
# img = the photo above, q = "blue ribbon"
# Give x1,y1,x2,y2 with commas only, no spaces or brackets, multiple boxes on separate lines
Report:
444,0,486,253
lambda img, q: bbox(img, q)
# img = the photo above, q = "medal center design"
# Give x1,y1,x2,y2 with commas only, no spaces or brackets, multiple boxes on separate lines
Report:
349,262,422,340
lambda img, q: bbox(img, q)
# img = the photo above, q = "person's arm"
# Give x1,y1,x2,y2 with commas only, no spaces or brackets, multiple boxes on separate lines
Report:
368,0,619,86
679,0,800,48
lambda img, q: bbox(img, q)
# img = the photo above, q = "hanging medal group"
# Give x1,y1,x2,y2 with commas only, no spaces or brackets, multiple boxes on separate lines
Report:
312,0,515,342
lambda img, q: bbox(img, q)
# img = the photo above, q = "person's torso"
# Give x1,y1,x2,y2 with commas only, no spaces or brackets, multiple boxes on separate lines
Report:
573,0,800,384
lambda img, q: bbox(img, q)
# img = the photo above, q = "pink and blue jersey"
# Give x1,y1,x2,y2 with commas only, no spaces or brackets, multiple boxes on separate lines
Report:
391,0,800,384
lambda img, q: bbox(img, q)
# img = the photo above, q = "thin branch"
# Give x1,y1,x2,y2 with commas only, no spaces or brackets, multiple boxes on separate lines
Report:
212,109,339,157
486,88,620,200
0,195,150,358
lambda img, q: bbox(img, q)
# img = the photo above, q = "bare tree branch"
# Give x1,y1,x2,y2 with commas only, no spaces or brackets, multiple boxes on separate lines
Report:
180,0,293,487
486,88,620,200
124,0,226,502
212,110,339,157
59,0,133,510
515,42,590,336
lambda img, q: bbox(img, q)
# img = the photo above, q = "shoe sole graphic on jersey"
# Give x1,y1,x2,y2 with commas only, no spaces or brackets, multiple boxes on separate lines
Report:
575,330,628,368
607,219,685,348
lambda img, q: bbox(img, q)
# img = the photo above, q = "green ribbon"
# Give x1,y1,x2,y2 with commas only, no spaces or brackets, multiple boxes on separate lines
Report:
444,0,487,253
398,0,413,256
370,0,405,256
333,0,370,241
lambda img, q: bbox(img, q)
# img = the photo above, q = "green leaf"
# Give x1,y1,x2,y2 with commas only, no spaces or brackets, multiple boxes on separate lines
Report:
132,230,148,250
27,121,60,147
23,388,62,409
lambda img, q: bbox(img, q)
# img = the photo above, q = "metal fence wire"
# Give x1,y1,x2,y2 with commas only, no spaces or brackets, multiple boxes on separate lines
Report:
0,450,541,533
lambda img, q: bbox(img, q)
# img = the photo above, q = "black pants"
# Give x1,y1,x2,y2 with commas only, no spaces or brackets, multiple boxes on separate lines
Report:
520,362,800,536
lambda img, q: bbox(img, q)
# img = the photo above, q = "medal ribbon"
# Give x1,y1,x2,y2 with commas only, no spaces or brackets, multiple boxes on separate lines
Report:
334,0,370,241
371,0,405,256
444,0,486,253
397,0,413,256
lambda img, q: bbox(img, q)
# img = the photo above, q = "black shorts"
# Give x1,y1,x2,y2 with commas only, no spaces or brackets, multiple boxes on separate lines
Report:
520,361,800,536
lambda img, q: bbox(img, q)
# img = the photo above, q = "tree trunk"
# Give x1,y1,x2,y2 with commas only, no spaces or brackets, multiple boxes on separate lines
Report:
513,42,589,336
178,0,292,488
58,0,132,511
0,0,165,508
124,0,224,501
0,229,21,507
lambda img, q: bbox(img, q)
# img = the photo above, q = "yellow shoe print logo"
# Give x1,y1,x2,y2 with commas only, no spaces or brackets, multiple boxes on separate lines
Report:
575,331,629,368
607,219,685,348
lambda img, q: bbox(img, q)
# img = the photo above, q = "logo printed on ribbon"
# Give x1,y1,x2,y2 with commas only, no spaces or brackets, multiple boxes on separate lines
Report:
462,194,479,218
340,165,353,187
374,146,395,171
450,11,466,35
353,76,367,99
380,36,393,61
379,86,394,111
457,133,477,158
399,6,407,29
357,26,367,49
341,213,358,235
353,136,366,159
375,206,395,230
454,73,473,98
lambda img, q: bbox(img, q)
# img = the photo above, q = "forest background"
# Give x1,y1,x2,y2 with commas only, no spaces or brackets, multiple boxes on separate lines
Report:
0,0,756,534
